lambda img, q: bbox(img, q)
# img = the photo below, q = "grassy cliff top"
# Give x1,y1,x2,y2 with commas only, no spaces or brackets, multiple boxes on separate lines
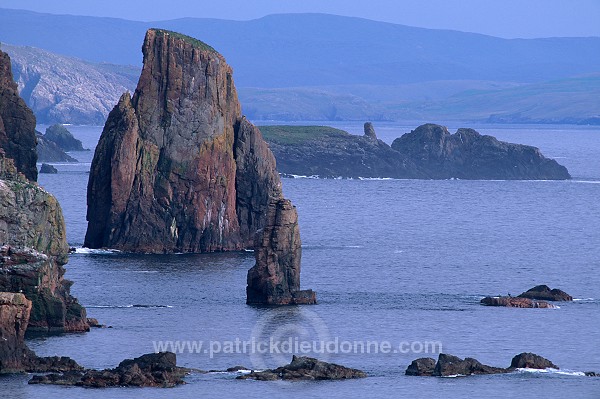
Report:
259,125,350,145
150,29,218,54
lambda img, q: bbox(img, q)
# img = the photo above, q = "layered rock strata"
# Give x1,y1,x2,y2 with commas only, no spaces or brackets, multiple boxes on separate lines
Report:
85,29,284,253
246,199,316,305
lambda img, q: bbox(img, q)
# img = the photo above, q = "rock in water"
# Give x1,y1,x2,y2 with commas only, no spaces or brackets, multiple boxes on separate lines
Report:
0,50,37,182
36,132,78,162
509,352,558,369
480,296,555,308
405,358,436,376
39,163,58,174
432,353,507,376
85,29,285,253
246,199,316,305
238,355,366,380
391,124,570,180
518,285,573,301
44,124,87,151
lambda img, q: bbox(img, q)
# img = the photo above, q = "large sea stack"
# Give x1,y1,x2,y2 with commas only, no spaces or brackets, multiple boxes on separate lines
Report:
85,29,284,253
0,49,88,335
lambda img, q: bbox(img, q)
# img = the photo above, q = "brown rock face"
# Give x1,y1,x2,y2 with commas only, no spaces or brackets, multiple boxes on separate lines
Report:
0,50,37,182
85,29,282,253
518,285,573,301
246,199,316,305
0,292,32,373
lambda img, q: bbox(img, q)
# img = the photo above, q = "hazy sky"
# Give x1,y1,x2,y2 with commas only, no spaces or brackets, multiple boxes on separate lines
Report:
1,0,599,38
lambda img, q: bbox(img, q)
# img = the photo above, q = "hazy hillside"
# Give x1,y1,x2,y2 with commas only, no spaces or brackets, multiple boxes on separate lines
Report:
4,44,138,124
1,9,598,124
1,9,599,87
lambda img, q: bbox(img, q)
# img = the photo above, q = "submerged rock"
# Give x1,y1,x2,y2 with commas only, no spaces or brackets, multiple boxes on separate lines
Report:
518,285,573,301
480,296,556,308
39,163,58,174
29,352,188,387
0,50,37,182
406,352,558,377
238,355,366,381
85,29,287,254
246,199,316,305
391,124,570,180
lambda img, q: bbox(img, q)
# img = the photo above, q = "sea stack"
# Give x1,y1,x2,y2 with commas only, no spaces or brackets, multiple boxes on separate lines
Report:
85,29,284,253
247,199,316,305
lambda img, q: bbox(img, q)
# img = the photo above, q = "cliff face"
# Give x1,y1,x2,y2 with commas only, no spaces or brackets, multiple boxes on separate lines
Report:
0,53,87,333
0,50,37,181
0,292,32,373
391,124,571,180
85,29,282,253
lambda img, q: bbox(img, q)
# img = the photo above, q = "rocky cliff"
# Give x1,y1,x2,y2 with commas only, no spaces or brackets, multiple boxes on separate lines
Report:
0,292,31,372
247,199,316,305
0,50,37,181
391,124,571,180
0,52,88,333
85,29,283,253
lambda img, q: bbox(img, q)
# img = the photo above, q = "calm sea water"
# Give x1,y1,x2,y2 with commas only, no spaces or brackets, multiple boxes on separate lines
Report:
3,122,600,398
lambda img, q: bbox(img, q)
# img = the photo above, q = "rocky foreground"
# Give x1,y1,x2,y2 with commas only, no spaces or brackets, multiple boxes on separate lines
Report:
261,123,570,180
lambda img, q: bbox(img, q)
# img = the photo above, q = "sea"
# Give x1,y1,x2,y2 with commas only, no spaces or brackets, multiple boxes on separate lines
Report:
2,121,599,398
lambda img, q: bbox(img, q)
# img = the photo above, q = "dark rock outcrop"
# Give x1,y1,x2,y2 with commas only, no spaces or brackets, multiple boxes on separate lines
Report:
238,355,366,381
433,353,507,376
260,125,423,179
405,357,436,376
510,352,558,369
44,124,87,152
391,124,570,180
85,29,288,253
363,121,377,140
246,199,316,305
480,296,556,308
29,352,188,387
39,163,58,174
36,132,78,163
0,50,37,182
406,352,558,377
518,285,573,301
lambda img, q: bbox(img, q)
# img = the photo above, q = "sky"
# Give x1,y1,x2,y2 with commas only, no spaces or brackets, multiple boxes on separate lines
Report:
0,0,599,39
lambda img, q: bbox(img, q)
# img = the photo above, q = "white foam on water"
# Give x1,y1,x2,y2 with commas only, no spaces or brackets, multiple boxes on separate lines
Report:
573,298,595,301
74,247,121,254
516,368,585,377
